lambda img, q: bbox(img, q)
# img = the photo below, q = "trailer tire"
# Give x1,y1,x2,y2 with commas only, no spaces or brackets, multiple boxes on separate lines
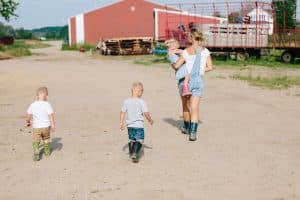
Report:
236,52,249,61
281,51,295,63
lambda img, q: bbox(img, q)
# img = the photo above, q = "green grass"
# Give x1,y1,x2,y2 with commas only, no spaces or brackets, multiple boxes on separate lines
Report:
231,74,300,89
61,43,95,51
135,49,300,69
134,55,168,66
0,40,51,58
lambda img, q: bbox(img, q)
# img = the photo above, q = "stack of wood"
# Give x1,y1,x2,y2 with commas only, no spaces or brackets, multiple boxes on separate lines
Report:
99,37,153,55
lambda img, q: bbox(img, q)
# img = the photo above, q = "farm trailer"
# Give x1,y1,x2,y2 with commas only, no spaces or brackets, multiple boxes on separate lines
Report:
97,37,154,55
156,1,300,62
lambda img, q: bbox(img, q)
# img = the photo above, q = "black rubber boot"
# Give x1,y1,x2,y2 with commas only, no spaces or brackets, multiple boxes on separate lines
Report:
181,121,190,134
189,122,198,141
128,141,134,158
131,142,143,163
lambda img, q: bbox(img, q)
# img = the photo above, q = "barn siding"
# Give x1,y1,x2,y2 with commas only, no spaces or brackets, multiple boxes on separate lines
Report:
83,0,166,44
70,17,77,45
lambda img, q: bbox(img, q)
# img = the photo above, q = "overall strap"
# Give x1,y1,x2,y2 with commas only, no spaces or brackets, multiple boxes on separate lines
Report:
190,48,201,78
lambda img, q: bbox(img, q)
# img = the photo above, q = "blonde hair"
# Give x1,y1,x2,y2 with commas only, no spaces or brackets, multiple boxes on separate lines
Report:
132,82,143,90
189,29,204,42
165,39,179,49
36,87,48,96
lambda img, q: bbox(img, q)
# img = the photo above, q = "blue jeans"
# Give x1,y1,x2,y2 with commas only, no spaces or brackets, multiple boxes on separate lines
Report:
128,128,145,141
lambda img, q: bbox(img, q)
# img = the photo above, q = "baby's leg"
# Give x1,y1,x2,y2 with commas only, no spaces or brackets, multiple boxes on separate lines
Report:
182,74,191,96
183,74,190,85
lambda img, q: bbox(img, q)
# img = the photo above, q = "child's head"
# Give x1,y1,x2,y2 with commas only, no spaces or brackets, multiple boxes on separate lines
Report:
131,82,144,98
165,39,180,50
36,87,48,101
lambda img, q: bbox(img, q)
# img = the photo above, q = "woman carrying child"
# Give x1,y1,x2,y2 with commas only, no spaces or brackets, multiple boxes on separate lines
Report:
168,29,213,141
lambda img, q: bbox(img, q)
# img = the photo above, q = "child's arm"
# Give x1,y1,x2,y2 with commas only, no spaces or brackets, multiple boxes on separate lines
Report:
205,56,213,72
144,112,154,125
49,114,55,132
120,112,126,130
172,56,185,70
25,114,32,127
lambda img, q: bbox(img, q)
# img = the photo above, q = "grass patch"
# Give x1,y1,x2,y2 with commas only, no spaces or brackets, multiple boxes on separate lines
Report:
231,74,300,89
134,55,168,66
135,49,300,69
216,74,227,79
0,40,50,58
61,43,95,51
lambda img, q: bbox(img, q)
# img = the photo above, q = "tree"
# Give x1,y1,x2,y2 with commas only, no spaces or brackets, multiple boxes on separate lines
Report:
273,0,296,29
59,25,68,39
0,21,15,37
0,0,18,21
15,28,33,39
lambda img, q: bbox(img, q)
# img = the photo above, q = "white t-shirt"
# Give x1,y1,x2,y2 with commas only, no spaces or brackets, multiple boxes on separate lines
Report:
121,98,148,128
182,47,211,76
27,101,54,128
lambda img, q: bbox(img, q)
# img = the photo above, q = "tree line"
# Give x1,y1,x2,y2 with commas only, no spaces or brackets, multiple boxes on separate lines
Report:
0,22,69,40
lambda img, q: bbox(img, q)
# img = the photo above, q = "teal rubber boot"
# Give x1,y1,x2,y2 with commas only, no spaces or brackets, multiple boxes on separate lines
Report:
181,121,190,134
189,122,198,141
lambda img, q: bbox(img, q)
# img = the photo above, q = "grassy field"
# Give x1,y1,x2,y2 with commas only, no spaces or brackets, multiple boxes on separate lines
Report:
0,40,51,58
133,52,300,91
231,74,300,89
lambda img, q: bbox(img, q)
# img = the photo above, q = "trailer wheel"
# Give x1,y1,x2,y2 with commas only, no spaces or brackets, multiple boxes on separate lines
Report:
281,51,295,63
236,52,249,61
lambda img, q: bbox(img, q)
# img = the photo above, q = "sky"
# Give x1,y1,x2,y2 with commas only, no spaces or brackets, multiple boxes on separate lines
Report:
2,0,299,29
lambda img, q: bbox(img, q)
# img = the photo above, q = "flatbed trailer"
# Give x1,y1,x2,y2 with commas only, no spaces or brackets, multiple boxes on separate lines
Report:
159,1,300,63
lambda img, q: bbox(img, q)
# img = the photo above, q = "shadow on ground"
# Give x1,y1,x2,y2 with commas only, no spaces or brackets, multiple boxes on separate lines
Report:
163,118,182,131
51,137,63,152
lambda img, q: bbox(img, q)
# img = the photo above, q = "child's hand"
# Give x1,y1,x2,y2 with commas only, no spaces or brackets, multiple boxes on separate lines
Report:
25,122,31,128
149,119,154,125
120,122,126,131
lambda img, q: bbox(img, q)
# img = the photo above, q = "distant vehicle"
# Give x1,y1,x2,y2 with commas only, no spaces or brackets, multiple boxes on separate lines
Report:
39,37,47,41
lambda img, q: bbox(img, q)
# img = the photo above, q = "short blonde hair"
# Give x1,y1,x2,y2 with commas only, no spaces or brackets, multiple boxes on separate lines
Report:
189,29,204,42
36,87,48,95
165,39,180,49
132,82,143,90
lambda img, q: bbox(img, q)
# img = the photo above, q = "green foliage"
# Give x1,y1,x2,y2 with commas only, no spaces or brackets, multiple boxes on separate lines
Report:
1,41,31,57
0,21,14,37
0,40,50,58
0,0,18,21
61,43,95,51
15,28,33,39
231,74,300,89
273,0,297,29
32,26,69,40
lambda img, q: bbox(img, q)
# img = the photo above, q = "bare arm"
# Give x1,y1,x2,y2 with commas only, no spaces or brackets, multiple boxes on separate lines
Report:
144,112,154,125
172,56,185,70
120,112,126,130
25,114,32,127
205,56,213,72
49,114,55,132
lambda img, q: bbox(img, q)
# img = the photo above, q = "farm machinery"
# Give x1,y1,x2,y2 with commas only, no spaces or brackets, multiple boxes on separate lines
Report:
158,1,300,63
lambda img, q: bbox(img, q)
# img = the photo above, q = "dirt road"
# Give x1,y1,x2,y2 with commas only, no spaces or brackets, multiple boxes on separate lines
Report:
0,41,299,200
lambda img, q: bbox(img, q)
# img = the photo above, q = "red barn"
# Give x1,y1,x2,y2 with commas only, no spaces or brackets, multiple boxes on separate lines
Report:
68,0,222,45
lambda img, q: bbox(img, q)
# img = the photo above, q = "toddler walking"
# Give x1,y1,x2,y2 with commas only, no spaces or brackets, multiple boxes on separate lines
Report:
120,82,154,163
26,87,55,161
